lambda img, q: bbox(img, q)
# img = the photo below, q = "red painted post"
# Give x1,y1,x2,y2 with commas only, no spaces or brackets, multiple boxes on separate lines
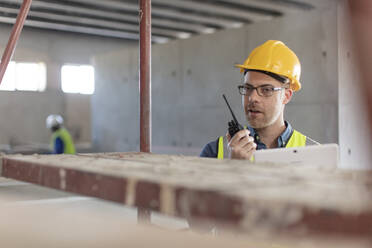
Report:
139,0,152,154
0,0,32,85
138,0,152,223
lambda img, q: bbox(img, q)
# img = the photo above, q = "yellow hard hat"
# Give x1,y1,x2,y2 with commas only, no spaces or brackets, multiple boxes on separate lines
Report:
235,40,302,91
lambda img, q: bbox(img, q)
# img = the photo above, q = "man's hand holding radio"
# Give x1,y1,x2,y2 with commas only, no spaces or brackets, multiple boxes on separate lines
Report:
226,129,257,160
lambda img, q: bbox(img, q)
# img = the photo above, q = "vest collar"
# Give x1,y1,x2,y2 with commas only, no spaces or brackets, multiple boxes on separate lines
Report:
247,121,293,149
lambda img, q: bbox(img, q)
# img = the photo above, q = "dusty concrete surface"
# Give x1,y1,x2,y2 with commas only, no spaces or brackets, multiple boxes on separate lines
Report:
3,153,372,238
0,176,188,230
0,177,371,247
1,201,370,248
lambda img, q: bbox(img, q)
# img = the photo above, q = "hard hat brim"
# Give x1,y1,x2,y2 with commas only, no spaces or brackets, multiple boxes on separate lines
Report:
234,64,301,92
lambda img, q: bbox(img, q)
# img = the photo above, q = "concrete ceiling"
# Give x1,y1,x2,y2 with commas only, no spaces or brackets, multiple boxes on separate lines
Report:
0,0,334,43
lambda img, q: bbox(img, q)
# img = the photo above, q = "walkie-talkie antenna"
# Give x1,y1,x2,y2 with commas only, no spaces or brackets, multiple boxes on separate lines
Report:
222,94,239,124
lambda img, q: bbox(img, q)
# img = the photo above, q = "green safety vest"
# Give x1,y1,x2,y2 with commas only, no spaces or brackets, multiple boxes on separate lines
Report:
51,128,76,154
217,130,307,160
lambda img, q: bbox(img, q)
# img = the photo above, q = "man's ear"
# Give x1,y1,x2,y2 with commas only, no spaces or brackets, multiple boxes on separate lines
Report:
283,89,293,105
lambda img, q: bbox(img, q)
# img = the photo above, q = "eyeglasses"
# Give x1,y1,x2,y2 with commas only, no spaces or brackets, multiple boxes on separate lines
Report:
238,84,288,97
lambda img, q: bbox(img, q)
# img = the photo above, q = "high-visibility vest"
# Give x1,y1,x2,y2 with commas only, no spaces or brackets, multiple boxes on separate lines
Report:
217,130,307,160
51,128,76,154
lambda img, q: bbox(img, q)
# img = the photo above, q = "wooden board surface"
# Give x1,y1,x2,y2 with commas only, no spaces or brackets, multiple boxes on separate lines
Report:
2,152,372,239
0,201,371,248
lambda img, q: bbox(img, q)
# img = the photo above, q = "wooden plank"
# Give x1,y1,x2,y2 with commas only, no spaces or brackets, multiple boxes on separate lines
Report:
2,152,372,239
0,201,370,248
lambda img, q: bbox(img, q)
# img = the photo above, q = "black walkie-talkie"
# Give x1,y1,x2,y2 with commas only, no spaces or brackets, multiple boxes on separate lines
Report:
222,94,244,138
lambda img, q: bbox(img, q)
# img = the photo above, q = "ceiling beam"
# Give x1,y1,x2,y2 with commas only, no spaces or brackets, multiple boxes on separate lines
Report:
59,0,241,28
0,0,327,43
0,0,218,33
0,6,191,39
282,0,329,9
221,0,310,14
0,16,170,43
153,0,273,22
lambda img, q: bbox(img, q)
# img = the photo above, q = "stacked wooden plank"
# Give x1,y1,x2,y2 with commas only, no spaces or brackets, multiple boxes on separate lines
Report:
1,152,372,243
0,201,370,248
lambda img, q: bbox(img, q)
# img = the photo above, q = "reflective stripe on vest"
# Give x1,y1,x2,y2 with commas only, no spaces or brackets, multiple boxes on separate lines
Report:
217,130,307,159
51,128,76,154
217,136,224,160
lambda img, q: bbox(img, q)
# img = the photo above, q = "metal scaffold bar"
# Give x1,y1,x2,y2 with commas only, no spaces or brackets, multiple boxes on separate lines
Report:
0,0,32,85
138,0,152,223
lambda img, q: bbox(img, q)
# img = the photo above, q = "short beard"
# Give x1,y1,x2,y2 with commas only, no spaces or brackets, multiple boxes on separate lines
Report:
245,110,281,130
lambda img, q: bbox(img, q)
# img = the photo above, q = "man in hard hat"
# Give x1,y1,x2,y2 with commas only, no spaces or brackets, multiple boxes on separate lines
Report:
200,40,318,160
46,114,76,154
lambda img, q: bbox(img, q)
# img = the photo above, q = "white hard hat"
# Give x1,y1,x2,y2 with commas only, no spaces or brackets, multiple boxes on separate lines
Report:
46,115,63,129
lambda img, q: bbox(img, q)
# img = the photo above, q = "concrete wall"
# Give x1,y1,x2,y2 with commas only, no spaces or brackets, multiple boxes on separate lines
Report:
0,24,133,150
92,47,140,153
92,3,339,155
338,0,372,169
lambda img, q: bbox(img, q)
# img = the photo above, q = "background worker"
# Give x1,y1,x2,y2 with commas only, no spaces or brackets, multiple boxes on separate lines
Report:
200,40,318,160
46,114,76,154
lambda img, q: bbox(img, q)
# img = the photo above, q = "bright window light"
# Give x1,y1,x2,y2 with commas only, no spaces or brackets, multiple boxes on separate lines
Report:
16,62,46,91
0,62,16,91
0,61,46,92
61,65,95,95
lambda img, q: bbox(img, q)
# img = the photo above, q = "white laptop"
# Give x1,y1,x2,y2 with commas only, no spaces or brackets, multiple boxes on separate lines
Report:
253,143,339,169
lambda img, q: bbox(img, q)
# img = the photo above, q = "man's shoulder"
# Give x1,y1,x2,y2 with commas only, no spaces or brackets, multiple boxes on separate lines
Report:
200,137,220,158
